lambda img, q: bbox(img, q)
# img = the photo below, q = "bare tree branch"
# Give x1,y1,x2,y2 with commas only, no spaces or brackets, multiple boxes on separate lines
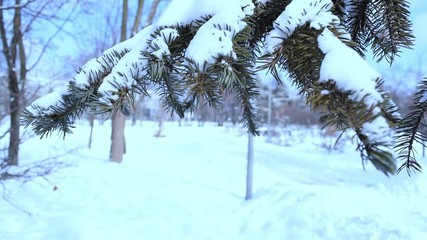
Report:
1,181,32,216
0,0,13,70
0,0,34,11
145,0,160,26
27,0,79,71
1,146,80,214
21,0,50,34
131,0,144,36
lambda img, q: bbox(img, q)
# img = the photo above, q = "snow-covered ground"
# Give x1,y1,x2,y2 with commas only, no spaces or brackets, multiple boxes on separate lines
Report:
1,121,427,240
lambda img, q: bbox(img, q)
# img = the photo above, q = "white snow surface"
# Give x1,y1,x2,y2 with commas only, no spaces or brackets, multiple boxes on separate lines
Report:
1,122,427,240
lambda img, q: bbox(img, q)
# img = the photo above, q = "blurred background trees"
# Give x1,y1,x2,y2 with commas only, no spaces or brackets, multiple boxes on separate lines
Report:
0,0,81,166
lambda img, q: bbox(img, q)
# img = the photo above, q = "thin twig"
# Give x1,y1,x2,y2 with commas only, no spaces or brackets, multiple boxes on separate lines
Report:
1,181,32,216
28,0,80,71
0,146,81,215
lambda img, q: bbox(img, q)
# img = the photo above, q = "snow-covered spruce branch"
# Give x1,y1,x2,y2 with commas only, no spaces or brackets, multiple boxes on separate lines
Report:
22,0,414,175
258,0,400,174
260,23,398,174
23,0,260,134
22,49,128,138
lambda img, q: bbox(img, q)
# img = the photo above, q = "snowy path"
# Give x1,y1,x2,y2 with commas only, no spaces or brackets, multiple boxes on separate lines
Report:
1,122,427,240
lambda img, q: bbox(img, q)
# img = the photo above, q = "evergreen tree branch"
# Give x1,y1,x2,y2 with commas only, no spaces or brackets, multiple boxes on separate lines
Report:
21,69,107,138
331,0,347,21
371,0,413,63
21,1,417,175
183,61,223,111
250,0,291,47
259,24,396,175
394,78,427,175
346,0,413,63
346,0,370,51
21,48,128,137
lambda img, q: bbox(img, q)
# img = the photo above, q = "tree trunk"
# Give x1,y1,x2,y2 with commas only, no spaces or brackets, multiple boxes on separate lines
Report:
7,71,20,166
120,0,128,42
131,0,145,36
145,0,160,26
1,0,24,166
267,83,272,143
129,1,146,126
154,104,164,137
132,95,144,126
110,111,126,163
1,0,72,165
88,115,94,149
109,0,129,163
245,133,254,200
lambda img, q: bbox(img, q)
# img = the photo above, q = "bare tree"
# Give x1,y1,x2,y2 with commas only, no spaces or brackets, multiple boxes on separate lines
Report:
0,0,24,165
0,0,80,166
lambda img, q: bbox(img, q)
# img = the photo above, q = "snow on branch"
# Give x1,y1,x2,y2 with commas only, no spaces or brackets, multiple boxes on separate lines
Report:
265,0,339,52
317,29,392,154
26,25,153,115
258,0,397,173
26,0,257,116
317,28,382,107
264,0,392,134
185,2,254,67
96,25,156,100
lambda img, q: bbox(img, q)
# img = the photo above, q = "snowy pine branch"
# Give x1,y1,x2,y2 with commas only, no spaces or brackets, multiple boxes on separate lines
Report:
21,0,417,175
23,0,261,135
257,0,398,174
